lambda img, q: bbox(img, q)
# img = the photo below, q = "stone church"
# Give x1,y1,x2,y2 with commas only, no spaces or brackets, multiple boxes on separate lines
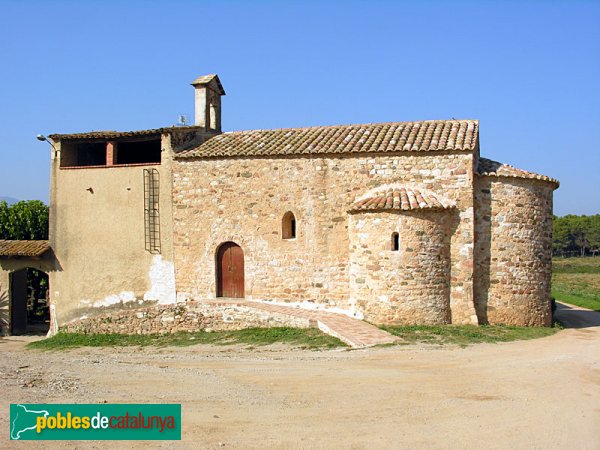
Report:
0,74,559,335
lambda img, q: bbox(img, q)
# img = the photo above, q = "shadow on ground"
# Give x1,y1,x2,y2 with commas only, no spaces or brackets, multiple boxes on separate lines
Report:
555,302,600,329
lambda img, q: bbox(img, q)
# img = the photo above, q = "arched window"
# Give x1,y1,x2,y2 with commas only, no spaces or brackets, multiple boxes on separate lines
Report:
391,232,399,251
282,211,296,239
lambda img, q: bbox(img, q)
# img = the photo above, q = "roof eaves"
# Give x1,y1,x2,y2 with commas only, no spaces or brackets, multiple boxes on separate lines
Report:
48,125,205,141
348,186,456,213
477,158,560,188
0,240,51,257
175,119,479,160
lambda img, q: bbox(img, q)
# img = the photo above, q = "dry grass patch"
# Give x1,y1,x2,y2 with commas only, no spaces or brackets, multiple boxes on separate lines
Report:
381,324,559,347
27,327,347,351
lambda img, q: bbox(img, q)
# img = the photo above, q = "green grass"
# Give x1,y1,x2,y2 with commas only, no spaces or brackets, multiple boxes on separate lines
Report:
27,327,346,351
553,257,600,274
380,324,559,346
552,289,600,311
552,257,600,311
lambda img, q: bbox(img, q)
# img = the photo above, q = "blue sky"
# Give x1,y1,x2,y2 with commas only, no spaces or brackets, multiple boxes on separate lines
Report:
0,0,598,215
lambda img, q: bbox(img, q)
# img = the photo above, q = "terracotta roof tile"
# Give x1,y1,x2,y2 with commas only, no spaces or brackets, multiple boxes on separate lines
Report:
477,158,559,187
190,74,226,95
349,187,455,212
48,126,204,141
176,120,478,159
0,240,50,257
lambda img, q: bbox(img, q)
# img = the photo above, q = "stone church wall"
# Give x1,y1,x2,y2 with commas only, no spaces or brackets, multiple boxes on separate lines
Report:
474,176,554,326
172,152,477,324
348,210,453,324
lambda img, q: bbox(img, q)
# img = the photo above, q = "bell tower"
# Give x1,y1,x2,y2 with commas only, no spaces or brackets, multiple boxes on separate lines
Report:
191,74,226,132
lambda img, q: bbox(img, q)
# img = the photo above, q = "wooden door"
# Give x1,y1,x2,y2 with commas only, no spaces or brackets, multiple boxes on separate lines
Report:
217,242,244,298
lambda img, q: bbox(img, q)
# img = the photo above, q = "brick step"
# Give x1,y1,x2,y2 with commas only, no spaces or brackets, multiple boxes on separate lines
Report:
204,299,398,348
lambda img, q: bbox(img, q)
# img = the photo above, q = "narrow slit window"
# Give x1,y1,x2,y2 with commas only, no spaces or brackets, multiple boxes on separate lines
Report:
282,211,296,239
392,232,399,251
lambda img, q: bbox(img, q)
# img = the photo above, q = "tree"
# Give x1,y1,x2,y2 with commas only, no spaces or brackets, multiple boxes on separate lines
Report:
587,215,600,256
553,214,600,257
552,216,573,256
572,216,589,257
0,200,48,240
0,201,10,239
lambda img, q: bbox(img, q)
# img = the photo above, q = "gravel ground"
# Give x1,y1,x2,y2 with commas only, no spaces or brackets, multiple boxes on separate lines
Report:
1,305,599,450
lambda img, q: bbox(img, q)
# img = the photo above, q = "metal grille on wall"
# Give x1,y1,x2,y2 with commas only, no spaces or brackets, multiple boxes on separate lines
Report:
143,168,161,254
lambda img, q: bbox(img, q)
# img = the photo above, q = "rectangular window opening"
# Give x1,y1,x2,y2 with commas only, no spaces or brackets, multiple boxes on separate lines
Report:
61,142,107,167
115,139,161,165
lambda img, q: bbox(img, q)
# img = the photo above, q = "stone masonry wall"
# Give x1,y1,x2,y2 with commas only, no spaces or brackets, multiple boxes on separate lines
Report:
348,210,453,324
61,301,311,335
474,176,554,326
172,152,477,324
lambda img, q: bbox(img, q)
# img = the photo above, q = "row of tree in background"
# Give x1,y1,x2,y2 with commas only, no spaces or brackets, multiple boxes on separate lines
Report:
553,214,600,257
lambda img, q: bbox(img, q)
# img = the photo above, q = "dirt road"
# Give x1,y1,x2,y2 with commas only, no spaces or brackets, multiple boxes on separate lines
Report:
1,304,599,449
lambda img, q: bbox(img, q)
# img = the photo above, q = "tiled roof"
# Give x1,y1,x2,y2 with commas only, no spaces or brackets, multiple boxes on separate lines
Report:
48,126,205,141
190,74,226,95
477,158,559,187
349,187,455,212
0,240,50,257
176,120,479,159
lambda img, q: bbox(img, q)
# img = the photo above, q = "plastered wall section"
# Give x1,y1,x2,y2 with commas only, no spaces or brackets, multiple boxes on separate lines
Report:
48,136,177,325
172,151,478,324
474,175,554,326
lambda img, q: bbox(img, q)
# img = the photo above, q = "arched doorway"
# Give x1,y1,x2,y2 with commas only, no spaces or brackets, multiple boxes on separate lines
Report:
9,268,49,335
216,242,244,298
